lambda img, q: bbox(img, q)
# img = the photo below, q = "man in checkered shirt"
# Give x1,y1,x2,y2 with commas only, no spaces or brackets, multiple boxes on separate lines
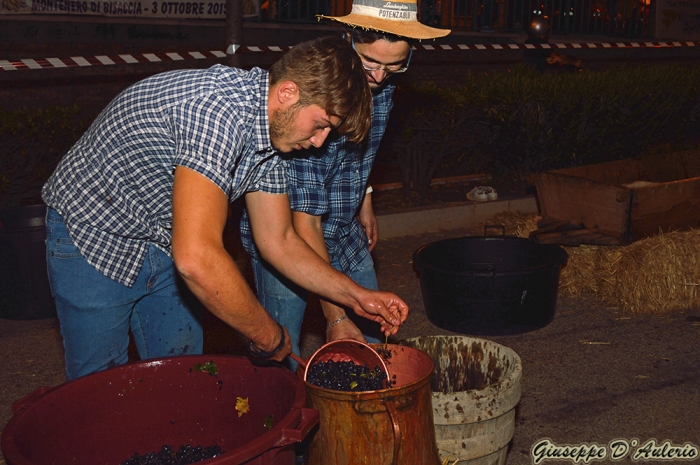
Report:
240,2,450,371
41,36,408,380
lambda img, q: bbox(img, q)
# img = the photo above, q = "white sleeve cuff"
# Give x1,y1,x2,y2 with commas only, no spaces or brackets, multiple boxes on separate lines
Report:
365,185,373,194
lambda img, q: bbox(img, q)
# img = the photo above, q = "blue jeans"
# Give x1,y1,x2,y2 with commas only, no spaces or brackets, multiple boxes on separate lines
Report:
252,252,381,371
45,208,203,380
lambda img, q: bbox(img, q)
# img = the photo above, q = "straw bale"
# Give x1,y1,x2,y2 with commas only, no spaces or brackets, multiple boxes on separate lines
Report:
481,211,540,237
559,245,602,296
476,212,700,314
594,229,700,314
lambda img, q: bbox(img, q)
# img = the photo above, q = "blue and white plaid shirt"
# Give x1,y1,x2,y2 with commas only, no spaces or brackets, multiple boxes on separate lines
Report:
240,84,395,275
42,65,285,287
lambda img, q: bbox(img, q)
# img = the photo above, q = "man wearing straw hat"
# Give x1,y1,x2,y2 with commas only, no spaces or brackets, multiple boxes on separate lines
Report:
42,36,408,380
241,0,450,371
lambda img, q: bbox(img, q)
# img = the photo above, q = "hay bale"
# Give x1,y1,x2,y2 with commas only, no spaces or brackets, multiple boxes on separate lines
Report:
556,230,700,314
477,212,700,314
559,245,602,296
595,229,700,314
481,211,540,237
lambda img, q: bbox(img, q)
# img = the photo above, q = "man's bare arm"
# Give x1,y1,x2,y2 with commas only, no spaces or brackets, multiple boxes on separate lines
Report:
171,166,291,361
358,192,378,252
292,210,367,341
245,190,407,332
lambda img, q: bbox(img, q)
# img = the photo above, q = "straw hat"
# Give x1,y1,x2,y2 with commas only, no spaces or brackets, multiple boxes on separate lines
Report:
318,0,450,40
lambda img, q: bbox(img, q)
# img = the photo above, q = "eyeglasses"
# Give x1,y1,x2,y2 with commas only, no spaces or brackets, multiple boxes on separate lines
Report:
351,37,413,74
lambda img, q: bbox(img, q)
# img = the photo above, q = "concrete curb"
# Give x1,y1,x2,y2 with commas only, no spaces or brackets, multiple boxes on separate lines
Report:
376,195,539,239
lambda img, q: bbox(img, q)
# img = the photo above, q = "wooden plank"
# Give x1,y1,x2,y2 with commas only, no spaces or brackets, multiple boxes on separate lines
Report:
545,149,700,185
634,150,700,183
629,178,700,239
547,157,642,184
534,149,700,243
530,227,624,246
532,227,599,240
534,172,630,238
535,218,578,233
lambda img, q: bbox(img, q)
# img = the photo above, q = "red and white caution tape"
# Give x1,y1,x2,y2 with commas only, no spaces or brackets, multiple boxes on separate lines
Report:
2,41,698,71
1,50,224,71
418,40,699,51
0,47,292,71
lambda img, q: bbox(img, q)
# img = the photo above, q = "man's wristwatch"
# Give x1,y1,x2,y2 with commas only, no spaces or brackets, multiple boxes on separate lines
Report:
248,321,286,359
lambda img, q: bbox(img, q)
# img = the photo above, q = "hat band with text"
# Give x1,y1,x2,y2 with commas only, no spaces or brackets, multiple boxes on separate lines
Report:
351,2,418,22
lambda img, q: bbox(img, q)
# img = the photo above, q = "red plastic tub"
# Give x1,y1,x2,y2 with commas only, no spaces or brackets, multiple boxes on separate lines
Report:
1,355,318,465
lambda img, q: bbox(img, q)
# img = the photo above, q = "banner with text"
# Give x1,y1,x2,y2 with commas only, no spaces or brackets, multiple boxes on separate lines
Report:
1,0,260,18
655,0,700,39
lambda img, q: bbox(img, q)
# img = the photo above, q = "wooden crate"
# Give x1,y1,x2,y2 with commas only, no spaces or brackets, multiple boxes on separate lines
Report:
532,149,700,245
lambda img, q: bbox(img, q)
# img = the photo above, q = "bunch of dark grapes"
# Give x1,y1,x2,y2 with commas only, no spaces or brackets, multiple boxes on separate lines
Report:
306,360,387,391
121,444,223,465
375,347,392,360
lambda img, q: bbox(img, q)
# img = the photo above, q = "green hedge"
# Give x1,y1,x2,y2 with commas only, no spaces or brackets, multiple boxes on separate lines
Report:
3,66,700,208
384,64,700,195
0,106,91,209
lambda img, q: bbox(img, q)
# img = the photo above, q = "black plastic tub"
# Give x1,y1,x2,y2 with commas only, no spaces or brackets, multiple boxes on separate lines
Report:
413,233,568,335
0,204,56,320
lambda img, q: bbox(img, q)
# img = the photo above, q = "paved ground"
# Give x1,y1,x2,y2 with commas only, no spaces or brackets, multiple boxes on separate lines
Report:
2,221,700,464
371,228,700,465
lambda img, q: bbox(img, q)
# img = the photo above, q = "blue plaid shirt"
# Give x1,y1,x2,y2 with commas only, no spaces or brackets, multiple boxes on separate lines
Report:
240,84,394,275
42,65,285,287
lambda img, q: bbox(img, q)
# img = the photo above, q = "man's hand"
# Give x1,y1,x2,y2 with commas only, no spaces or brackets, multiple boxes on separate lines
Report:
359,192,378,251
275,326,293,362
253,325,293,363
354,289,408,336
246,190,408,336
321,299,368,344
326,317,366,343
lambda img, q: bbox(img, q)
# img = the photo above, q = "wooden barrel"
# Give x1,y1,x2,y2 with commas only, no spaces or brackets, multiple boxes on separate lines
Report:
402,336,522,465
305,344,441,465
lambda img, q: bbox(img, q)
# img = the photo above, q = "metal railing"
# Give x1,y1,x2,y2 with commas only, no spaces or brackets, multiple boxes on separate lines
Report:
259,0,654,38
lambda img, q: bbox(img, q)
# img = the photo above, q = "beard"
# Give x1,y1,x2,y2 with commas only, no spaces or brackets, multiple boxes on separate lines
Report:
269,103,301,151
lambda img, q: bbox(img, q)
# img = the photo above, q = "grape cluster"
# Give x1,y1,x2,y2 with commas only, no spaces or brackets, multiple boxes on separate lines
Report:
121,444,223,465
306,360,388,391
375,347,393,360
